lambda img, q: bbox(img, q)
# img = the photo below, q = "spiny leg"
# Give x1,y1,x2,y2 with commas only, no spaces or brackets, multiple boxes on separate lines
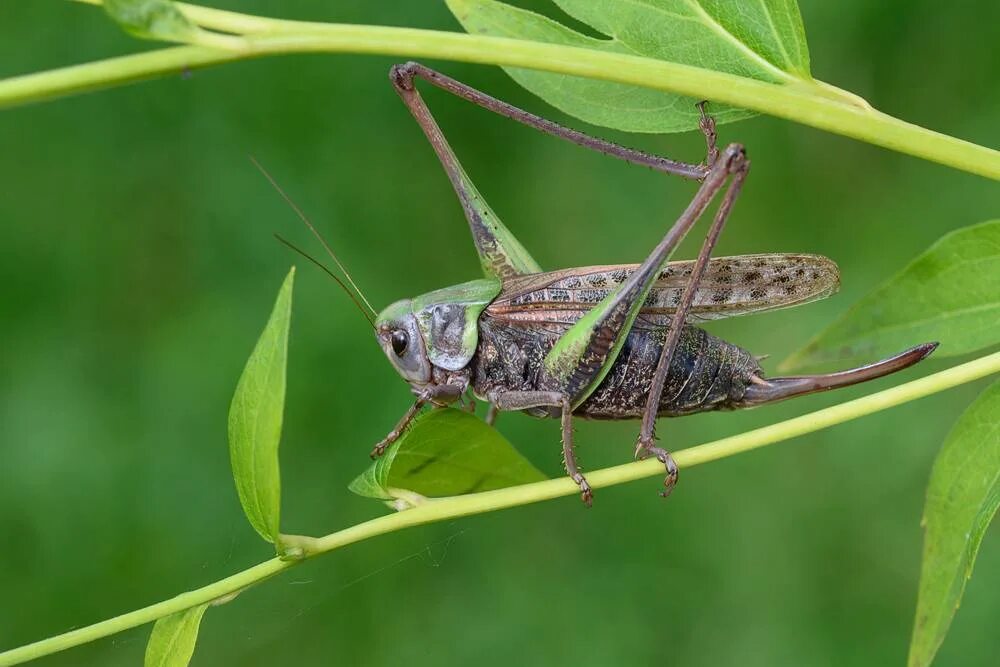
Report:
558,397,592,507
490,390,590,505
636,145,751,496
372,383,466,458
370,395,426,459
392,62,712,181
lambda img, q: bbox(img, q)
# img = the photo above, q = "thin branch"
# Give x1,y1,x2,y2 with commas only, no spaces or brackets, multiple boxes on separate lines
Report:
2,349,999,666
0,3,992,179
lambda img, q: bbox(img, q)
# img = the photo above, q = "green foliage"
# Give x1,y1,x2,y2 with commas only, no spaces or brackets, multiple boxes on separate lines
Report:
144,604,208,667
446,0,812,132
227,268,294,544
350,408,546,507
103,0,200,43
2,2,1000,666
553,0,811,77
910,380,1000,667
784,220,1000,370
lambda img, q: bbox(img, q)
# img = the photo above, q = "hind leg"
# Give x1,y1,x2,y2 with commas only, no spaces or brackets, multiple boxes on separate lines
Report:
634,141,751,496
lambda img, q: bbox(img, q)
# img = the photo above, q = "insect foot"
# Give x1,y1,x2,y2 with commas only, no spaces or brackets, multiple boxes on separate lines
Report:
563,448,594,508
369,437,393,459
571,473,594,508
635,436,680,498
370,409,420,459
370,413,413,458
370,390,442,459
696,100,719,167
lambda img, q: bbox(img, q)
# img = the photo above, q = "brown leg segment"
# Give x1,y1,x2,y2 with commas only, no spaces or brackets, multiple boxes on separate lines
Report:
388,62,722,281
559,397,592,507
633,441,680,498
372,383,467,458
370,395,427,459
635,144,751,496
697,101,720,168
391,62,710,181
490,390,591,506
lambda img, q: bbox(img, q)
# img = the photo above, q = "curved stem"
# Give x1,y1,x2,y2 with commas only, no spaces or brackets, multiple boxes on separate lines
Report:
1,4,995,179
2,350,999,666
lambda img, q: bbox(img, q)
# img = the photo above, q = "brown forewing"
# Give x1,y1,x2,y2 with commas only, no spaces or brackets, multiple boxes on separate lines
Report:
486,254,840,327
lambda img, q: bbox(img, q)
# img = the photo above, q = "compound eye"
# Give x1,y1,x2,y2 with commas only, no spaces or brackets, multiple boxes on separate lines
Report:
390,330,408,356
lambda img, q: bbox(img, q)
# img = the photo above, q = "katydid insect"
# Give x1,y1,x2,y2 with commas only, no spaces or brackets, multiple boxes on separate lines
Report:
281,62,937,506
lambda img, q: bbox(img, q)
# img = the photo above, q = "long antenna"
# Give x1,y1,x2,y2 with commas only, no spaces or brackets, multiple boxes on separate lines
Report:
250,156,377,317
274,234,376,329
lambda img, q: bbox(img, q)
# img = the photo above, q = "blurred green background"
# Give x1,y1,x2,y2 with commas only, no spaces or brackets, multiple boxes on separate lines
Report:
1,1,998,665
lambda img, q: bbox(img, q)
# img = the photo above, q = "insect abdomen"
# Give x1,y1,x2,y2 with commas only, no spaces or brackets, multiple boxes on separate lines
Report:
471,319,762,420
576,325,762,419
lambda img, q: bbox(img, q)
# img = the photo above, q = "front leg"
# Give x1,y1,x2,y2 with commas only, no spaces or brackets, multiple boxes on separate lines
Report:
491,391,591,506
370,394,427,459
370,382,466,459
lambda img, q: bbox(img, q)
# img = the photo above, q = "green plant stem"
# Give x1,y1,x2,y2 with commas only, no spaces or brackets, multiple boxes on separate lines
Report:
3,350,999,666
0,2,995,179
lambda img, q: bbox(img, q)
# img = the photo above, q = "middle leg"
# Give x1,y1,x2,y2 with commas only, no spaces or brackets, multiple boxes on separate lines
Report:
491,390,590,505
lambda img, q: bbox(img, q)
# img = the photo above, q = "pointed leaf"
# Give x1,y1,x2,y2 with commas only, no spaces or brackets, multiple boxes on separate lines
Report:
447,0,813,132
553,0,810,78
349,408,546,507
909,379,1000,667
228,267,294,543
784,220,1000,371
144,604,208,667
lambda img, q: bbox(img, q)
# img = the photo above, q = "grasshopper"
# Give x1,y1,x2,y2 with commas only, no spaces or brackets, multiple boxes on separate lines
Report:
303,63,936,506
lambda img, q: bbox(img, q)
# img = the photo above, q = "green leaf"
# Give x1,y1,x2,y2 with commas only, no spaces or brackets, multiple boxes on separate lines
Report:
144,604,208,667
228,267,294,543
446,0,812,132
104,0,200,43
349,408,546,508
909,379,1000,667
783,220,1000,371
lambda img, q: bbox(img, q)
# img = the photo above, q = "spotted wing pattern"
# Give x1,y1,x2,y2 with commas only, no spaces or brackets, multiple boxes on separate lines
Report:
487,254,840,327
